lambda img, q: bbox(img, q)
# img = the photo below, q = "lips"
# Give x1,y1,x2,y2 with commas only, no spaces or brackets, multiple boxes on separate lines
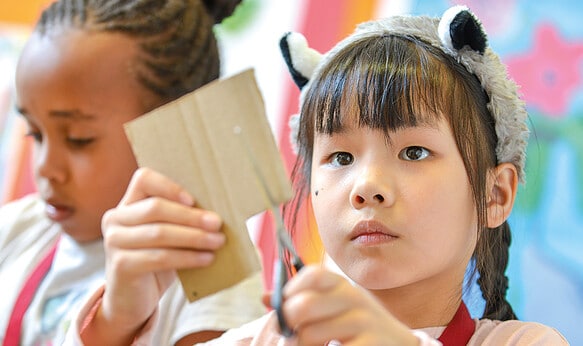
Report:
349,220,398,244
44,199,74,222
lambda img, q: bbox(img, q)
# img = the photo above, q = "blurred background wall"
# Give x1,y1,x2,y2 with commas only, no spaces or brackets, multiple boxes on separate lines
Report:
1,0,582,343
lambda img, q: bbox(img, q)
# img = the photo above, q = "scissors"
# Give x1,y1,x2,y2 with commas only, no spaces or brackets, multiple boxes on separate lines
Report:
269,201,304,337
236,127,304,337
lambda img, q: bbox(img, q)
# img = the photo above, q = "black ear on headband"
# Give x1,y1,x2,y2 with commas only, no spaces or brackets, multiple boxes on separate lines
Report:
279,32,323,90
280,32,310,89
449,10,487,54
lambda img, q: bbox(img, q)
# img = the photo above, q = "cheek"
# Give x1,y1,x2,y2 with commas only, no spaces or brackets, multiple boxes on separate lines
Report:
100,148,136,183
310,170,330,221
310,174,347,250
425,170,477,247
81,141,137,205
311,196,338,255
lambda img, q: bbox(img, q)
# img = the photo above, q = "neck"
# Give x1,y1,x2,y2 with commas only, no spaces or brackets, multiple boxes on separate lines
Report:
370,274,465,329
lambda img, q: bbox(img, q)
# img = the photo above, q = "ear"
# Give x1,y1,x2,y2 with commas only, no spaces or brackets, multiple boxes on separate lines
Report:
486,163,518,228
438,5,487,54
279,32,323,89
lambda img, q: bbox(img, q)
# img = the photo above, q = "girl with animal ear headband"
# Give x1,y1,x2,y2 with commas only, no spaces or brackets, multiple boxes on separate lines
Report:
64,5,568,345
208,5,567,344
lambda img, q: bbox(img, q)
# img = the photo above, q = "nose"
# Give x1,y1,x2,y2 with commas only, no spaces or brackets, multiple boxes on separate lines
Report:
349,166,393,209
35,140,68,184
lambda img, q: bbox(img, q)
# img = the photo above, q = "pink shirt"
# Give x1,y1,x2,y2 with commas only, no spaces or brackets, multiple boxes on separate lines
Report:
199,312,569,345
65,289,569,345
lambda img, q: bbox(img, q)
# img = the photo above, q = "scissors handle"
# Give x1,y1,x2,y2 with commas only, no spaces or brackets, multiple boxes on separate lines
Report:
271,259,294,337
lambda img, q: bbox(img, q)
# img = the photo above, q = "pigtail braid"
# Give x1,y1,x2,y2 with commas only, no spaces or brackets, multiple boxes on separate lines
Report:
36,0,89,32
476,221,517,320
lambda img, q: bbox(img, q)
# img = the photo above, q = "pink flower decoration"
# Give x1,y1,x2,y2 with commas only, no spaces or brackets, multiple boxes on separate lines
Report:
451,0,516,35
505,24,583,117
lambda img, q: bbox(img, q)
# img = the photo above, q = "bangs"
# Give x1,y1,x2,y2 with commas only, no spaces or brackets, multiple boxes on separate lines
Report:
302,35,464,137
290,31,497,249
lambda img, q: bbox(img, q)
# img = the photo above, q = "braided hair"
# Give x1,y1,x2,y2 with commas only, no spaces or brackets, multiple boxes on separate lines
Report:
289,33,517,321
475,222,517,320
35,0,241,102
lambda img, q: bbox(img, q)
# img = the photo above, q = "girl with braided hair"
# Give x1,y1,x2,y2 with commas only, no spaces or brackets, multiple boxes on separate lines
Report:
206,6,567,344
0,1,265,345
68,5,569,346
211,5,565,344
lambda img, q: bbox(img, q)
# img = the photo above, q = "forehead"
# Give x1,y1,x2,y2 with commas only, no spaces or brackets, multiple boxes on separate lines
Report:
15,29,155,119
18,28,138,81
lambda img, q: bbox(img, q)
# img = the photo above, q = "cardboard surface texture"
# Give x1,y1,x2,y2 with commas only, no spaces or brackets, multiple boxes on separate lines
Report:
124,69,292,302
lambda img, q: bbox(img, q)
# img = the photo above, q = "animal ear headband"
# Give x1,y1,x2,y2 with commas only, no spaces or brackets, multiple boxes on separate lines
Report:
280,5,529,183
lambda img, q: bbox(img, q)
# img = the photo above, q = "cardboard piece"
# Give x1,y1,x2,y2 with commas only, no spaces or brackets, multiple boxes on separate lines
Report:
124,69,293,302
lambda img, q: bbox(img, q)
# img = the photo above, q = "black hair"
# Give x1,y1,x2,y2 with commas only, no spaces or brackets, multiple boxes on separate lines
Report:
287,33,517,321
35,0,242,103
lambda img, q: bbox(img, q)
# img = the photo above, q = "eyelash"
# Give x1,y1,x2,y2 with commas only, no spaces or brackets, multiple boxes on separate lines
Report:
327,146,429,166
25,130,42,143
66,137,94,148
25,131,94,149
399,146,430,161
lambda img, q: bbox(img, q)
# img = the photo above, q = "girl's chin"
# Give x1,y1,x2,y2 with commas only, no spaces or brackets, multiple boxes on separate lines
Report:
56,222,103,243
335,263,408,290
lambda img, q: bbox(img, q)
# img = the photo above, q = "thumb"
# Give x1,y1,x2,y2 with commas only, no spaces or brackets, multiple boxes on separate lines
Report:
262,291,273,310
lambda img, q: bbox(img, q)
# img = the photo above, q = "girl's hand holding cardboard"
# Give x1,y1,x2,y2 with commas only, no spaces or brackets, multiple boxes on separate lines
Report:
92,167,225,345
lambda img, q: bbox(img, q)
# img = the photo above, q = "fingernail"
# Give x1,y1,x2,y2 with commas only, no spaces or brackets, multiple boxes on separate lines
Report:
198,252,215,264
203,212,222,229
178,191,194,206
208,232,226,246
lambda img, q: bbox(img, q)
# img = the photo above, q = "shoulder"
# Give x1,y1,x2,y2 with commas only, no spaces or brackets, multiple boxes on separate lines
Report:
157,272,266,343
471,319,569,345
174,271,264,318
196,312,290,346
0,195,52,244
0,194,46,225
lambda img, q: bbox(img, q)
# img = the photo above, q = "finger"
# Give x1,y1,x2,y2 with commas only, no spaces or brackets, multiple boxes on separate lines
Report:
104,223,225,251
297,309,416,346
283,280,353,331
284,279,415,346
109,247,217,274
296,317,343,346
104,197,222,231
262,291,272,309
284,290,345,323
294,309,364,346
119,167,194,206
283,265,342,297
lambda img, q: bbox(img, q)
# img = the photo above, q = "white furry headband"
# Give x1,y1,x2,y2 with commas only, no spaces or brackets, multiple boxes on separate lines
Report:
280,5,529,183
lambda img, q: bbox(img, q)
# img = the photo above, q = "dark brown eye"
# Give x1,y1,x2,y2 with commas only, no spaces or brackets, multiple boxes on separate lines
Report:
400,146,429,161
331,152,354,166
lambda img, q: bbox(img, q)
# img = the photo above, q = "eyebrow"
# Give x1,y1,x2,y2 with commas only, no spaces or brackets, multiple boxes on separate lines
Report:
49,109,97,120
16,107,97,121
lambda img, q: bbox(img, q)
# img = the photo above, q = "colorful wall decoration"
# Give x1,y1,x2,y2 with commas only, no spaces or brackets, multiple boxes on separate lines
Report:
404,3,583,344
